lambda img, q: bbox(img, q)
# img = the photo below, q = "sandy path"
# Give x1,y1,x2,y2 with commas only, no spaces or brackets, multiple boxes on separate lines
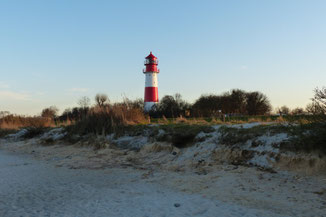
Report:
0,149,291,217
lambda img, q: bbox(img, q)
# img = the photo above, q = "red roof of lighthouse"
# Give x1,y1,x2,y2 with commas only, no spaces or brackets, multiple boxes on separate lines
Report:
145,52,157,59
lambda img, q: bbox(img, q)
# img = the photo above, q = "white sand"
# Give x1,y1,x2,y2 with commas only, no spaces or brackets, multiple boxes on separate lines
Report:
0,149,293,217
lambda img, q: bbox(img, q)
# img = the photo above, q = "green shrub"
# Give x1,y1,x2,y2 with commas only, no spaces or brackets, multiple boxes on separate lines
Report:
157,124,214,148
23,127,47,139
284,122,326,154
0,128,17,138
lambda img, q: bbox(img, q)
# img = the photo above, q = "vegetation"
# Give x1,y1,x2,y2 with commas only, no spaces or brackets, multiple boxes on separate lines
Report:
192,89,271,117
22,127,48,139
149,93,190,118
0,128,17,138
66,103,148,136
219,124,288,146
311,87,326,115
95,93,109,107
215,122,326,155
284,122,326,154
0,115,54,129
1,88,325,147
154,124,214,148
41,106,59,119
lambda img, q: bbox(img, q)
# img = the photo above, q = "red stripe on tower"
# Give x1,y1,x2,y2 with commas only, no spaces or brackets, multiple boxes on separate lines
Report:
144,87,158,102
143,52,159,112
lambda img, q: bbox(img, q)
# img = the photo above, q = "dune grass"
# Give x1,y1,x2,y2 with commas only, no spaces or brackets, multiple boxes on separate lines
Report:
218,122,326,154
0,129,17,138
66,105,148,136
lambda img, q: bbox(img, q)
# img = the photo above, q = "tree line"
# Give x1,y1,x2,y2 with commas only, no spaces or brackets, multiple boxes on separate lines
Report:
150,89,272,118
40,87,326,121
2,87,325,128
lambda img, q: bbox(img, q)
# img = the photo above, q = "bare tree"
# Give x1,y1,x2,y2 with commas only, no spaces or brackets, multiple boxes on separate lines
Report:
41,106,59,119
278,106,290,115
291,107,305,115
306,102,324,114
0,111,10,118
174,93,190,112
312,87,326,114
121,97,144,110
78,96,91,108
95,93,109,107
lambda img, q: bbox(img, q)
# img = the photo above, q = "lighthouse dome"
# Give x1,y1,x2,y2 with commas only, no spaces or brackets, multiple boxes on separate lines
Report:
145,52,157,59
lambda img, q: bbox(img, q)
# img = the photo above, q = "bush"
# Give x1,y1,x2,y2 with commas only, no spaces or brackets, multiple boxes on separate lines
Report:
23,127,47,139
0,129,17,138
283,122,326,154
150,94,190,118
67,104,148,136
58,107,89,123
312,87,326,114
155,124,214,148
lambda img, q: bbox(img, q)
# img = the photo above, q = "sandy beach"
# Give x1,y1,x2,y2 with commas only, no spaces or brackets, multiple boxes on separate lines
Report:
0,149,285,217
1,129,325,217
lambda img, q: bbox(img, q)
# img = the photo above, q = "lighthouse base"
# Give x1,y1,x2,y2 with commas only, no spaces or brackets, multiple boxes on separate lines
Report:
144,102,157,112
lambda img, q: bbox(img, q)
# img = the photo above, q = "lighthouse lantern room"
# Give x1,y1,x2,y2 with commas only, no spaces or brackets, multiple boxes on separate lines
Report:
143,52,159,112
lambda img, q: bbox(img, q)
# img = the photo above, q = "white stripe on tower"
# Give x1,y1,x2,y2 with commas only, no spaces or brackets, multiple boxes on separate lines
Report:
145,73,158,87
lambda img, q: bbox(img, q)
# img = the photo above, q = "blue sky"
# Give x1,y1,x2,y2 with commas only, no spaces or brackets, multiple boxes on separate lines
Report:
0,0,325,115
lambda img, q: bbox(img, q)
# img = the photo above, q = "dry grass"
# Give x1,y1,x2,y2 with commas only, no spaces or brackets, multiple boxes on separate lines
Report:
0,115,55,129
210,118,224,124
150,115,287,125
175,116,188,124
67,105,148,136
109,105,148,125
156,116,169,124
275,116,285,123
187,118,210,125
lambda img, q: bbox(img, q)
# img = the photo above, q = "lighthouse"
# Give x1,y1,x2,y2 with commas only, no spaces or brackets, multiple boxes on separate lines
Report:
143,52,159,112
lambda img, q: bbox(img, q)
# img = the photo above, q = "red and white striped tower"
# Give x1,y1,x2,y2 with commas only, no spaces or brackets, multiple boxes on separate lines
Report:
143,52,159,112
